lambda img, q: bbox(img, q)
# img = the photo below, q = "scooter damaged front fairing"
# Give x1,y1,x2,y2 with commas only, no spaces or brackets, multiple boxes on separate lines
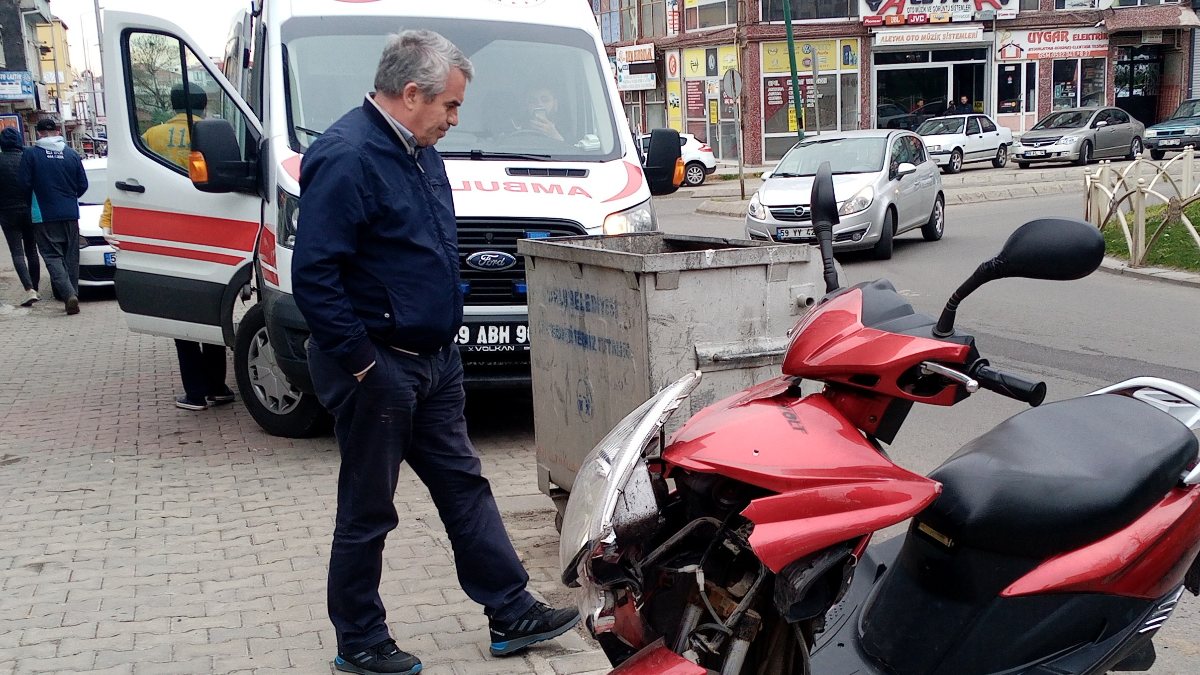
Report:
562,164,1200,675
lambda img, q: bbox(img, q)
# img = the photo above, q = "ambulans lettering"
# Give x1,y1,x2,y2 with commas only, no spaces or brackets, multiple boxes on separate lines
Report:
453,181,593,198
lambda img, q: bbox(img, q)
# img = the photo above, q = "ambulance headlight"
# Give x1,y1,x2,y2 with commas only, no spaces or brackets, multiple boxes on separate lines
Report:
602,199,657,235
278,188,300,249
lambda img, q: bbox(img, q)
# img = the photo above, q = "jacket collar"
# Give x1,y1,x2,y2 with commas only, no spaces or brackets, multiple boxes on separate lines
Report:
362,94,419,158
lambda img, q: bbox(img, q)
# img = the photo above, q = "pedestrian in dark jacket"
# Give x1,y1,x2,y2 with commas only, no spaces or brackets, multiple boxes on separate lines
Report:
19,118,87,315
292,30,579,675
0,127,40,306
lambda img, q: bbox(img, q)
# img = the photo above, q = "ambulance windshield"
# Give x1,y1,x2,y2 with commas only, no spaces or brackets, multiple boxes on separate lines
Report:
282,17,623,162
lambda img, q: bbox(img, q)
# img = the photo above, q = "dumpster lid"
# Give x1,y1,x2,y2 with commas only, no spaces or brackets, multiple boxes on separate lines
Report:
517,232,811,274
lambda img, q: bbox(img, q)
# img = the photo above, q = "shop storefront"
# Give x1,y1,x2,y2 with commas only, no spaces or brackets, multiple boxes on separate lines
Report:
870,25,992,127
760,38,861,162
679,43,739,160
0,71,37,139
996,28,1108,132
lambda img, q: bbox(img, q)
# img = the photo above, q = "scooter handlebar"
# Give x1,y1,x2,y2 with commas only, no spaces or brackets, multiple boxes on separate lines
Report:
971,362,1047,407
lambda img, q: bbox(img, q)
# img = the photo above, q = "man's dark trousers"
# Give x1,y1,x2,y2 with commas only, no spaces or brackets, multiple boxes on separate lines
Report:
36,219,79,300
175,340,228,400
309,343,536,653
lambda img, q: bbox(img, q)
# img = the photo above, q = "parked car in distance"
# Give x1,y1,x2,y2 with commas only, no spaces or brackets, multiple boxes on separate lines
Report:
745,129,944,260
917,114,1014,173
638,132,715,186
1144,99,1200,160
78,157,116,289
1012,107,1144,168
877,103,916,130
910,99,950,126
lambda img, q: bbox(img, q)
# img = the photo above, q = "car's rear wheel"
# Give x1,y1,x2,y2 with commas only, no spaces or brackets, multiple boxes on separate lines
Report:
1150,149,1166,161
235,303,330,438
1074,141,1092,166
1127,137,1143,160
872,208,895,260
946,149,963,174
992,145,1009,168
922,195,945,242
684,161,707,187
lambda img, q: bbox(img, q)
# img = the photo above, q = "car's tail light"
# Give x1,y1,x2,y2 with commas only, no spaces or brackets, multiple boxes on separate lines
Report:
699,144,712,153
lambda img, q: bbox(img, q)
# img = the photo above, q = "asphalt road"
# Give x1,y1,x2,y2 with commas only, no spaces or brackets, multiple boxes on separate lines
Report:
655,189,1200,672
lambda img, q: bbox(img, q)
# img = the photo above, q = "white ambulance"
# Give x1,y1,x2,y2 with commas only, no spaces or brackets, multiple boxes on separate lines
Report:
103,0,681,436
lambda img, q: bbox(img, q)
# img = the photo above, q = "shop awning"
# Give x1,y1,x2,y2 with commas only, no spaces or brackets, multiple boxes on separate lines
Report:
1102,5,1199,33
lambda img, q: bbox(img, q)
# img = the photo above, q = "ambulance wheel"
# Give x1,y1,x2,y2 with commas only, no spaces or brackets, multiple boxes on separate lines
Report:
235,303,330,438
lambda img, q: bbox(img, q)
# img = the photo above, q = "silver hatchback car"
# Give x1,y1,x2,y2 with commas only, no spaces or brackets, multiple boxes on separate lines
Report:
746,130,945,260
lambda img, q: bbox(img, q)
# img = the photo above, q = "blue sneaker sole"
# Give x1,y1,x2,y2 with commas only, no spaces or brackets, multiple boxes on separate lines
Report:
333,655,422,675
489,615,581,657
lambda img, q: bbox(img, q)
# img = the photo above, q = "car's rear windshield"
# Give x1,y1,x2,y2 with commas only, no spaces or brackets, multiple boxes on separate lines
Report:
1171,100,1200,120
917,118,964,135
281,17,621,161
774,137,887,177
1032,111,1089,130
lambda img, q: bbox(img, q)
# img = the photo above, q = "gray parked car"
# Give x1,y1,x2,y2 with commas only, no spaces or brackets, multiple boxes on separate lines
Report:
745,130,944,260
1012,107,1145,168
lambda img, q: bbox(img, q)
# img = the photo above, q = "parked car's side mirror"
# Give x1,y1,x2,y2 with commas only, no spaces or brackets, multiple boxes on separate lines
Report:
1094,120,1109,128
760,170,773,180
189,119,258,194
643,128,683,196
896,162,918,178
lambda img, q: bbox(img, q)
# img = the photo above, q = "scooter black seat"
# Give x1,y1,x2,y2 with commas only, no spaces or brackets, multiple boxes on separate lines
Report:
923,393,1197,558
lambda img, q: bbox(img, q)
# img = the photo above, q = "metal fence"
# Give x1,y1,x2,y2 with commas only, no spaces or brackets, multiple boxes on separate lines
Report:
1084,147,1200,267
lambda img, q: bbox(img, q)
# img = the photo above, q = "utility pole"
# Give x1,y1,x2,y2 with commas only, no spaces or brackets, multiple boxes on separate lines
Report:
93,0,104,63
780,0,804,141
49,18,63,119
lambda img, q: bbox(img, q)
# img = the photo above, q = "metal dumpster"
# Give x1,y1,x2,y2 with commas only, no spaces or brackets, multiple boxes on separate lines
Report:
517,233,823,512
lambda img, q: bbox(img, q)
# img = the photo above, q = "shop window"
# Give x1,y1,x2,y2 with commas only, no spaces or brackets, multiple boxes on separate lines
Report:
875,51,930,65
1054,0,1098,7
840,74,860,129
1052,58,1104,110
932,49,986,63
1113,0,1180,6
640,0,666,38
598,0,637,44
685,0,737,30
1021,0,1040,8
761,0,857,21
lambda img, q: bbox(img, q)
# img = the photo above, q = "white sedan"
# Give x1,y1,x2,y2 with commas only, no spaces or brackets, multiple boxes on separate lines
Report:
916,114,1014,173
79,157,116,288
639,132,717,186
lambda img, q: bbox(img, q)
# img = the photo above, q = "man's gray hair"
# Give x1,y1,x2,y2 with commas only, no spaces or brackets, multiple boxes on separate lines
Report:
374,30,474,99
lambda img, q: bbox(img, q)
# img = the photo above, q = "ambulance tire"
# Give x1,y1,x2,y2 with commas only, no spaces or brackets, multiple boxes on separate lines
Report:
234,303,330,438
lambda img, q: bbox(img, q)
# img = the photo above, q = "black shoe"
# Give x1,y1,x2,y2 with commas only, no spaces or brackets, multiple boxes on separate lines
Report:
65,296,80,315
333,639,421,674
175,395,208,411
207,388,236,406
488,601,581,656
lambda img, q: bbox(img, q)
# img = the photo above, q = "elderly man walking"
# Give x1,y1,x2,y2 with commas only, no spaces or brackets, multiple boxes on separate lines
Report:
292,30,580,675
19,118,87,315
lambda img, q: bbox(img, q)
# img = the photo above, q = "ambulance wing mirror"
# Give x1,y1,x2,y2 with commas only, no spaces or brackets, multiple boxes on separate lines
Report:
643,127,683,196
189,119,259,194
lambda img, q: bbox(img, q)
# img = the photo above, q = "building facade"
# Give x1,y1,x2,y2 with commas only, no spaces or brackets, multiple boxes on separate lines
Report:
595,0,1199,165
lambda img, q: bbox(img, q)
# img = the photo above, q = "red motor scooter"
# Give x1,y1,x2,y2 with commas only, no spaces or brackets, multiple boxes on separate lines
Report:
558,162,1200,674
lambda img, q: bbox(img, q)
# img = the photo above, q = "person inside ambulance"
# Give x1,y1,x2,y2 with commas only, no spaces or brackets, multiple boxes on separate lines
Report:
141,85,207,169
513,86,564,142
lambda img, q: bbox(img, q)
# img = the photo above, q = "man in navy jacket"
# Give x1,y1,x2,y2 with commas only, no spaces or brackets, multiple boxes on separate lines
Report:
19,118,87,314
292,31,579,675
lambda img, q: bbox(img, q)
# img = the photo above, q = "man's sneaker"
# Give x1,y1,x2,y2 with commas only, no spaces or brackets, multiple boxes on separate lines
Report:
174,395,208,411
65,296,80,315
207,388,236,406
489,601,581,656
20,289,38,307
333,639,421,674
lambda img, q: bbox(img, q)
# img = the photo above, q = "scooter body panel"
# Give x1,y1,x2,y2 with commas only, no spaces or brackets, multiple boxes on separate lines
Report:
1004,486,1200,599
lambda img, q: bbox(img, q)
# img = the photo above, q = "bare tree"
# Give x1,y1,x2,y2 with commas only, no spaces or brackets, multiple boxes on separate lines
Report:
128,34,182,127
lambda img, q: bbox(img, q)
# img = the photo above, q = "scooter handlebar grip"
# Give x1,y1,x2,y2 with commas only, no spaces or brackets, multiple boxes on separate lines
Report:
973,364,1047,407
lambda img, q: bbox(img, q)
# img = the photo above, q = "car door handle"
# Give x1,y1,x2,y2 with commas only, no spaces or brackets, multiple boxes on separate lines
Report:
116,180,146,194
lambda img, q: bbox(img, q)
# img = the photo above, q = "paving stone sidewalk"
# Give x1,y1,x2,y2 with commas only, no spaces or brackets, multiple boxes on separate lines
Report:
0,266,609,674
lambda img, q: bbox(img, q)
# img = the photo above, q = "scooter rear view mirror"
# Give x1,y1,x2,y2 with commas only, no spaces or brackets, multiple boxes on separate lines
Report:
810,161,841,294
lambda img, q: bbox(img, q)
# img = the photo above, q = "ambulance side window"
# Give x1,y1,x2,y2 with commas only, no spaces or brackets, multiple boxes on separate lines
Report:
125,31,255,174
